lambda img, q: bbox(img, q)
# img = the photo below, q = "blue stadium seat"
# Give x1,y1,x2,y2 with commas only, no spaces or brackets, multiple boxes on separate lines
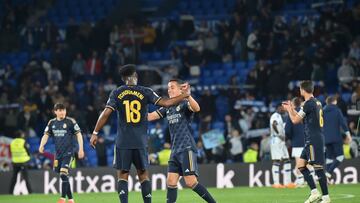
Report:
213,69,224,76
234,61,246,70
222,62,233,70
342,93,352,103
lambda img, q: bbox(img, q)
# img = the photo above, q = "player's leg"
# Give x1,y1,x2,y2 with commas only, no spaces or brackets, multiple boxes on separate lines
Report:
59,168,70,203
167,156,181,203
182,150,216,203
114,148,132,203
292,148,305,187
270,143,283,188
281,144,294,188
294,157,305,186
312,144,330,203
166,172,180,203
59,156,74,203
326,142,344,176
117,170,130,203
299,146,321,203
134,149,151,203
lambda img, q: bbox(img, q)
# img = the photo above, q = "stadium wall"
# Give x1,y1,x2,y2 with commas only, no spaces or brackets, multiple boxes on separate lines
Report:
1,159,359,195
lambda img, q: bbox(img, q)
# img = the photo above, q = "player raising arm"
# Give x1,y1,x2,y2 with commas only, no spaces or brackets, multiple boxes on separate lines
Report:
282,81,330,203
148,79,216,203
90,65,189,203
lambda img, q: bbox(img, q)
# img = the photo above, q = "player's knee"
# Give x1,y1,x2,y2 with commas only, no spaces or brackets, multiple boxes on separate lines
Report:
184,177,197,188
137,170,149,182
298,166,307,172
167,177,178,187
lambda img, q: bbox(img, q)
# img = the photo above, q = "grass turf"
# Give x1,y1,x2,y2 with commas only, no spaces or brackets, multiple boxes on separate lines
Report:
1,184,359,203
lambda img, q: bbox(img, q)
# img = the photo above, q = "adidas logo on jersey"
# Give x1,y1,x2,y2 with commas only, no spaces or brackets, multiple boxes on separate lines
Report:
185,169,190,173
119,190,126,195
145,194,152,198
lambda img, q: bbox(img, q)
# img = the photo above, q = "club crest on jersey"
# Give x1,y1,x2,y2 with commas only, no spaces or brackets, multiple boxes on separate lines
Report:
52,125,55,129
176,105,181,111
63,123,67,129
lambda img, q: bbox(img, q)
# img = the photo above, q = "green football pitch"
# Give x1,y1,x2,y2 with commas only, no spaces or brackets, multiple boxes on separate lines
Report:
1,184,359,203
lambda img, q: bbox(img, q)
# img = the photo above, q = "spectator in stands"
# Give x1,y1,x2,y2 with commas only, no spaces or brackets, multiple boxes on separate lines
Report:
204,31,218,52
148,123,164,153
229,129,243,162
247,29,260,60
47,67,62,84
260,134,271,161
86,51,102,76
199,90,216,118
232,30,246,60
349,41,360,60
338,58,355,90
71,53,86,80
95,137,107,166
243,142,259,163
0,64,15,84
109,25,121,47
142,22,156,51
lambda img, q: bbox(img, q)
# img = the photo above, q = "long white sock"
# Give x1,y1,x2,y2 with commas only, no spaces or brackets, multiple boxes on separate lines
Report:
272,163,280,185
294,169,304,184
308,165,317,181
284,162,292,185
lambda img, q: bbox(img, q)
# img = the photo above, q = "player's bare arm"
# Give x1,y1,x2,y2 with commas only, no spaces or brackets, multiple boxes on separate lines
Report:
183,83,200,112
90,107,113,148
38,134,49,153
157,92,190,108
76,132,84,159
282,101,303,124
148,111,161,121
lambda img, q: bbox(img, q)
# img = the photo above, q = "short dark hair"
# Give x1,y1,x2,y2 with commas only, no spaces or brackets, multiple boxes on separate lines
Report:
119,64,136,78
326,96,337,105
169,78,185,85
53,103,66,110
300,80,314,94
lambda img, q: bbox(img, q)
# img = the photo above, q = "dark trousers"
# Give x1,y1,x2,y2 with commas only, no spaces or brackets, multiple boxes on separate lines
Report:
9,163,32,194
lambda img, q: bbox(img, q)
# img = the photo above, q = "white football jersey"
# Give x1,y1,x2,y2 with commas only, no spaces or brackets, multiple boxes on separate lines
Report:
270,112,285,139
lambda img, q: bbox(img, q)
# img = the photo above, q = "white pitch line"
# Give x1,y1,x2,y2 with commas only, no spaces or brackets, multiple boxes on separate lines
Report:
287,194,355,203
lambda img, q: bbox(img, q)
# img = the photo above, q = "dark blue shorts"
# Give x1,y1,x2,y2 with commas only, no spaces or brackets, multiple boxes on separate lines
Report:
54,156,73,173
326,142,344,159
300,143,325,165
168,150,199,177
113,147,149,171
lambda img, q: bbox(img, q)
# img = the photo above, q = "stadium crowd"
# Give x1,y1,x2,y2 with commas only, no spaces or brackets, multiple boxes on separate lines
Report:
1,0,360,169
